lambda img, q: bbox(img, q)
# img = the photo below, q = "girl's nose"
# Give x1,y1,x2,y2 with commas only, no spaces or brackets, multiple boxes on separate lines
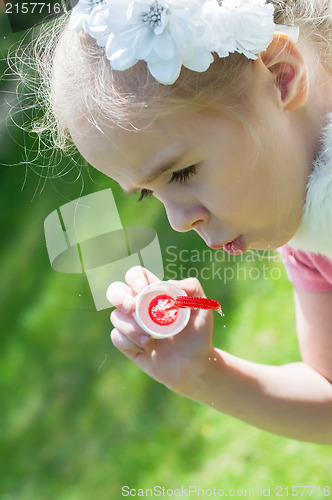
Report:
165,203,210,233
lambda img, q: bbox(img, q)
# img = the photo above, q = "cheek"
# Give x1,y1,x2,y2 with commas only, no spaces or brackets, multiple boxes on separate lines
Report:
208,160,271,218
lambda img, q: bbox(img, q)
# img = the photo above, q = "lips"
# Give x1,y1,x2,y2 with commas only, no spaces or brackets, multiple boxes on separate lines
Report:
195,229,246,254
223,237,246,255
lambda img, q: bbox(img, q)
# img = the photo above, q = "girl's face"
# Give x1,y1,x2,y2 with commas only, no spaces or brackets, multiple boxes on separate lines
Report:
71,106,312,253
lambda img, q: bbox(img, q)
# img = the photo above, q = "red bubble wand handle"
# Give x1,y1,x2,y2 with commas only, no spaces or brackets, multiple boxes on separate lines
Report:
174,296,224,316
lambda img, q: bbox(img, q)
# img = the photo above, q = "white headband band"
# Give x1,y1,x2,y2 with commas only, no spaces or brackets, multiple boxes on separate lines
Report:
68,0,299,85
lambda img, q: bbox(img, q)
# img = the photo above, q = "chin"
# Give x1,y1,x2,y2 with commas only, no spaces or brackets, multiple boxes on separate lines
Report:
249,242,278,251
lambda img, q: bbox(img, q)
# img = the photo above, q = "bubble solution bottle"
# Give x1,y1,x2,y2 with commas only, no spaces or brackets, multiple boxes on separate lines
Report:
133,281,223,339
133,282,190,339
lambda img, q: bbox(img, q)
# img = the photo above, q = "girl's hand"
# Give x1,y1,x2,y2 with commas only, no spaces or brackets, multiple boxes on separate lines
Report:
107,266,214,394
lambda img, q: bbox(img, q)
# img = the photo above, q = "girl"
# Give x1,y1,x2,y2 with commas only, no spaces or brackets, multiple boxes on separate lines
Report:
19,0,332,443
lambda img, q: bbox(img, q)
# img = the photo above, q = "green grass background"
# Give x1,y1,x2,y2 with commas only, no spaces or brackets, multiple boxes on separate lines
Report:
0,10,331,500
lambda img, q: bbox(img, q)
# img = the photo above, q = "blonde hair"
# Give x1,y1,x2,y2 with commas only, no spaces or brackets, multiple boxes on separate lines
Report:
7,0,332,162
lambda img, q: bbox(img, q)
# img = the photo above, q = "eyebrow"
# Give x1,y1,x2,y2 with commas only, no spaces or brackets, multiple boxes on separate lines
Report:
124,153,188,194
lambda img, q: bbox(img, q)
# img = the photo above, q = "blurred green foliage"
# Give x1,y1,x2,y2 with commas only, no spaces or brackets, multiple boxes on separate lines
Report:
0,11,331,500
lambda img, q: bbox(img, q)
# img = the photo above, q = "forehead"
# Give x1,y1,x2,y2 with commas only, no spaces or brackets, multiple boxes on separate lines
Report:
70,114,182,175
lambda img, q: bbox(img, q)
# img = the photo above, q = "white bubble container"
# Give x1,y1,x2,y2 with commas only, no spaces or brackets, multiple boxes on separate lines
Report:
133,282,191,339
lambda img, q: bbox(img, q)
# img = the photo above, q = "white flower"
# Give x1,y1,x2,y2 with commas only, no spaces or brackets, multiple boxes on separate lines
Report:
202,0,236,58
68,0,278,85
88,0,214,85
209,0,275,60
68,0,105,33
85,1,113,47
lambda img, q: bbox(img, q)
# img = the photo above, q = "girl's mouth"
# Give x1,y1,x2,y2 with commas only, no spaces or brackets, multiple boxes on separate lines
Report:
223,237,246,255
199,231,247,255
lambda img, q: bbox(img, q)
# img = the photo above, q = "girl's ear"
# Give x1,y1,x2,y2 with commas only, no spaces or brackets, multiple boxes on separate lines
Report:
258,33,309,110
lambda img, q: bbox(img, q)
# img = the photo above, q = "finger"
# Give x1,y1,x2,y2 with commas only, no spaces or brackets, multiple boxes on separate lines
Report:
125,266,161,293
106,281,136,312
111,329,145,359
110,309,151,348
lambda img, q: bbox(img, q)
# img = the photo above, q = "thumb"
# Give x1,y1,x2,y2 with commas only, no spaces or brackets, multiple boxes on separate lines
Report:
168,277,206,298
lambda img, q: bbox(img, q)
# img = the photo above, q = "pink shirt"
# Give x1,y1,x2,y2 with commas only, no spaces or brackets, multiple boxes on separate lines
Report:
279,245,332,292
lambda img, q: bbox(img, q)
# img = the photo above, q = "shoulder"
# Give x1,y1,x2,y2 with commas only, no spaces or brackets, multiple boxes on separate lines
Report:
278,245,332,292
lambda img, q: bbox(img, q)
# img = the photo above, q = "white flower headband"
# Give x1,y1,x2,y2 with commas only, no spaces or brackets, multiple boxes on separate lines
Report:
68,0,299,85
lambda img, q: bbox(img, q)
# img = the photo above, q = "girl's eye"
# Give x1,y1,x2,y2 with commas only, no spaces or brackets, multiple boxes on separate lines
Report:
137,165,198,202
169,164,198,184
137,189,153,202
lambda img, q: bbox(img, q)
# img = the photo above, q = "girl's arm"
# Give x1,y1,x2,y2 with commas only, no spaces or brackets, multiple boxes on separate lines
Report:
108,267,332,445
179,350,332,445
179,286,332,444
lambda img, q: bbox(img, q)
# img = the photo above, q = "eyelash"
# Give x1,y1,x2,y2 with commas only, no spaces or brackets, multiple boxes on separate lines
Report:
137,189,153,202
137,165,198,202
